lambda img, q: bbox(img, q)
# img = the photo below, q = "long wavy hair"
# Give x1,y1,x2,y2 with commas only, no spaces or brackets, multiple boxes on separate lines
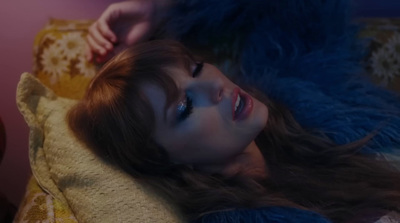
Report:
68,40,400,222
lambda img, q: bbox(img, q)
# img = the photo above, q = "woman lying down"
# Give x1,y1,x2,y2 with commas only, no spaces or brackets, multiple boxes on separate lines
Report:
68,0,400,222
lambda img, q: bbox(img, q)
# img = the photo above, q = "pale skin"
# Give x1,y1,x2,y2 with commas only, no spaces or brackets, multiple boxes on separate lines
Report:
87,0,269,178
86,0,171,62
141,63,269,178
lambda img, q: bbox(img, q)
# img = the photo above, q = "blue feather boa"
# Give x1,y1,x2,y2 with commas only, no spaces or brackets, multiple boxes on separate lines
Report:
196,207,331,223
163,0,400,222
165,0,400,153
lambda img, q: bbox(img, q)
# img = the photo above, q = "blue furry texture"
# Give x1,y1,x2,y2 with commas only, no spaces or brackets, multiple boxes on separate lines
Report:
165,0,400,154
195,207,331,223
164,0,400,222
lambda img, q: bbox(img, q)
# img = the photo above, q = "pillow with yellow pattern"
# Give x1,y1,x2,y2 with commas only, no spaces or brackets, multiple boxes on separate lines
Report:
17,73,183,223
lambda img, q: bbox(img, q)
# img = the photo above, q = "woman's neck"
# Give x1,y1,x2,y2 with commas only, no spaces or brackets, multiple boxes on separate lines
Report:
224,141,268,179
198,141,268,179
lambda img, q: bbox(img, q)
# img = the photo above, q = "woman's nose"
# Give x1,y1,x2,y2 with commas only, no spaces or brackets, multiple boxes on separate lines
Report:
191,78,224,104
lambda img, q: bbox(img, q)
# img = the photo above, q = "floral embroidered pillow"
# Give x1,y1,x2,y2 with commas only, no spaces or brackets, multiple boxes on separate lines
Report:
16,73,183,223
360,18,400,92
33,19,98,99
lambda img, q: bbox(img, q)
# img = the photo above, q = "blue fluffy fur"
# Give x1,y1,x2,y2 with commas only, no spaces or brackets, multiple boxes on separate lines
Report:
166,0,400,153
196,207,331,223
164,0,400,222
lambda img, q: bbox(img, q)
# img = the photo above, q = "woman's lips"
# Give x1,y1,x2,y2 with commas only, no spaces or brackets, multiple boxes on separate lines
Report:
232,88,253,121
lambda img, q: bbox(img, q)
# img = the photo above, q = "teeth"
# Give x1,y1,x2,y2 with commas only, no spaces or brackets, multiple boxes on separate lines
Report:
235,95,241,111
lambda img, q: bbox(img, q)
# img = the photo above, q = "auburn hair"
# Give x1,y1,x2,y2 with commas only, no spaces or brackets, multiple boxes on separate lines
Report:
69,40,400,222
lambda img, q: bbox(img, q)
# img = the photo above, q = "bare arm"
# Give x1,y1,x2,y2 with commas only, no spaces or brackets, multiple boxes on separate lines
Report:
86,0,172,63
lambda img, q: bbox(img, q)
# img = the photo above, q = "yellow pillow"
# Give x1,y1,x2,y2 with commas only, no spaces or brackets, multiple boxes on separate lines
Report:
33,19,97,100
17,73,183,223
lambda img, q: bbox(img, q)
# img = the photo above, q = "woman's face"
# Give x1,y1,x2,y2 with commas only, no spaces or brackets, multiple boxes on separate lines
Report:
141,62,268,167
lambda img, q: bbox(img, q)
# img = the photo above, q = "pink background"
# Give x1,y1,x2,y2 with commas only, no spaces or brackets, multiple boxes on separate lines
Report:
0,0,114,206
0,0,399,209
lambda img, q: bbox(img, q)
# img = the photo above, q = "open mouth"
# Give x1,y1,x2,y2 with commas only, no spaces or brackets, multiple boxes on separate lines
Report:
232,88,253,121
234,94,245,118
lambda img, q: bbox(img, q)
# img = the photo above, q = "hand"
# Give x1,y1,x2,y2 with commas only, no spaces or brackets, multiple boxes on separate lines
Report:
86,0,163,63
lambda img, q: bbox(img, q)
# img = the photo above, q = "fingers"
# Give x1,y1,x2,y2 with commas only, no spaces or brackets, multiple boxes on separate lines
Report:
91,24,114,50
84,43,93,62
86,35,105,57
85,0,158,62
97,19,117,43
86,22,115,61
84,41,110,64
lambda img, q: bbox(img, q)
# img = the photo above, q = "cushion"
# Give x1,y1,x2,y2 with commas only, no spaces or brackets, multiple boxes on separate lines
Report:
33,19,98,99
13,177,78,222
359,18,400,92
16,73,183,223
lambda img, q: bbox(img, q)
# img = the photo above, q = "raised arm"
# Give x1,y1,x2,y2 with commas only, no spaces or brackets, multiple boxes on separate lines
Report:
86,0,172,63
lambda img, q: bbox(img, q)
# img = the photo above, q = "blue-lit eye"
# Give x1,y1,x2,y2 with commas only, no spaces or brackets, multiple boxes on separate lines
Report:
177,95,193,122
192,61,204,77
176,62,202,122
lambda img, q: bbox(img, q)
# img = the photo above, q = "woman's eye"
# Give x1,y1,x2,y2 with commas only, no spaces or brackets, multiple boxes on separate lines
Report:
175,61,202,122
177,96,193,122
192,61,204,78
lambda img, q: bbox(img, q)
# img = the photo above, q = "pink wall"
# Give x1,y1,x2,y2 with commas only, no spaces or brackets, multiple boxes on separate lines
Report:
0,0,115,207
